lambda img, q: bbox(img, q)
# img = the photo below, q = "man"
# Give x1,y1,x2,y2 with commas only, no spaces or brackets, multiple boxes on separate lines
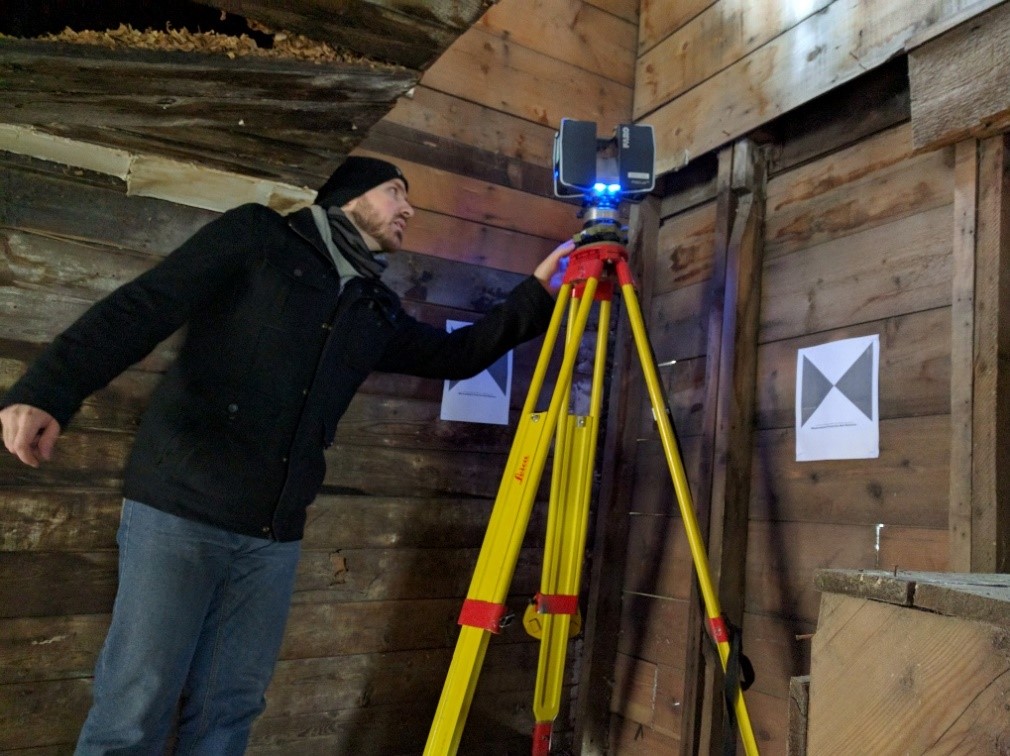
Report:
0,156,572,754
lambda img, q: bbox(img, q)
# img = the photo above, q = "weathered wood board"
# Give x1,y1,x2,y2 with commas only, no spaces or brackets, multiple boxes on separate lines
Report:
808,573,1010,754
909,0,1010,150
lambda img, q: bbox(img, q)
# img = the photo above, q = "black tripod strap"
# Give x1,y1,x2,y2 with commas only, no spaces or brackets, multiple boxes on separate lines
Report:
717,616,755,756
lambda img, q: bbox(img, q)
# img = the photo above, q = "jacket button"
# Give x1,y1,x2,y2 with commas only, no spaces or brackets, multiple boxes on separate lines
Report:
262,526,271,534
293,268,303,277
227,403,239,413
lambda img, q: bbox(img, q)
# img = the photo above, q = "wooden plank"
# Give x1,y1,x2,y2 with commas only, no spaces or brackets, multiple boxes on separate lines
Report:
742,613,814,701
587,0,640,24
746,521,878,623
398,207,562,275
360,119,555,197
657,152,719,218
0,490,121,552
707,145,766,627
787,676,810,756
616,594,690,669
908,1,1010,150
610,653,658,725
760,204,954,343
808,591,1010,754
198,0,489,71
649,355,708,439
653,200,718,294
334,395,515,454
635,0,835,120
354,148,581,243
766,57,911,177
950,139,979,571
419,25,632,131
321,442,517,499
642,0,978,177
814,569,1010,624
765,124,918,224
301,494,545,550
648,280,709,361
0,678,92,750
292,546,541,604
743,689,789,755
765,145,955,260
877,526,949,572
755,307,952,430
628,435,705,517
265,642,555,719
621,517,694,602
749,415,950,528
381,85,557,169
638,0,714,55
1,153,219,255
279,596,532,660
906,0,1009,48
0,552,119,618
609,713,681,755
970,134,1010,572
0,614,108,684
478,0,637,86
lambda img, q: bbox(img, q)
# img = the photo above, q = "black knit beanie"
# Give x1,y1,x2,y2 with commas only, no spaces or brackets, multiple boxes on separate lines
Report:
315,156,408,208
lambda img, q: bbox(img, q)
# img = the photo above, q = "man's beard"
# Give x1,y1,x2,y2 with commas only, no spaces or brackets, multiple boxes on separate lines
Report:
346,197,402,252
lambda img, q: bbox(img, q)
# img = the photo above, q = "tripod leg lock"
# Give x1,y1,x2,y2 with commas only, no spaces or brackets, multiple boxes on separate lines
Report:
458,599,512,633
533,592,579,615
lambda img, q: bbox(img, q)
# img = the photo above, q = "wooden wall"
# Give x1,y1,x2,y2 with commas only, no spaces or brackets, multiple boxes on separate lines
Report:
588,0,1010,754
0,0,639,753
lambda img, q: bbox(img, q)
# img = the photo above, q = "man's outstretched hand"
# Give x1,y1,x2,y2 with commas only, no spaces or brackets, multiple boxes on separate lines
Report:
534,239,575,294
0,404,61,468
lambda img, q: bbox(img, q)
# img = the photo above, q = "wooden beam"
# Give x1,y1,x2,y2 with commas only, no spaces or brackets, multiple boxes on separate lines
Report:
477,0,637,87
679,142,736,756
686,140,766,754
908,1,1010,151
641,0,988,177
419,24,632,132
635,0,834,120
950,140,979,571
950,135,1010,573
972,135,1010,572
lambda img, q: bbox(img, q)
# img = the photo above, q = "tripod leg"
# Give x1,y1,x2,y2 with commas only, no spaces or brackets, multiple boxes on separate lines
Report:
617,274,761,756
425,278,601,756
529,296,612,755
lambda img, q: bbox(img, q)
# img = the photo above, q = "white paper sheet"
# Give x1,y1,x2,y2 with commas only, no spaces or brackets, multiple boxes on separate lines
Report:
439,320,512,425
795,334,879,461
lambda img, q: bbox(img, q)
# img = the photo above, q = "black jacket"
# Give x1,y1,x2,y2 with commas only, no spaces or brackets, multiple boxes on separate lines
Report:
2,203,555,540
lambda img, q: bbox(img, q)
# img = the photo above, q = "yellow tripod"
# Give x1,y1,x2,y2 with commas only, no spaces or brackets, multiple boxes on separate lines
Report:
424,218,760,756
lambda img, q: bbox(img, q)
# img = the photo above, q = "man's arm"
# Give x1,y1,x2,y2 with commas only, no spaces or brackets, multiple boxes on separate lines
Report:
374,239,573,380
0,203,272,465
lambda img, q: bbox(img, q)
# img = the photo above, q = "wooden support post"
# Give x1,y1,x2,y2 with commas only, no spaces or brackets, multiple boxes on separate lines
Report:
950,134,1010,573
679,143,736,756
953,134,1010,572
681,139,766,754
575,196,661,755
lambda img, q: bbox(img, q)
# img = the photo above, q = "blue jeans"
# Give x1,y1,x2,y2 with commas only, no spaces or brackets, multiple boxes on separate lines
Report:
75,500,301,755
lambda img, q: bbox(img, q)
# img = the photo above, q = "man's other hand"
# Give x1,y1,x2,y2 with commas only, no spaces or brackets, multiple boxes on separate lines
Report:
0,404,61,468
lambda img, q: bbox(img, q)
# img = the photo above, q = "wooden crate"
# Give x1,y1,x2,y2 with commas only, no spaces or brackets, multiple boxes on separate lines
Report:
806,570,1010,754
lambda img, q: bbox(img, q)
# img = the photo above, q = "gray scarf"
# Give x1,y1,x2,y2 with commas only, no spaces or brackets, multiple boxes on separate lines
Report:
309,205,388,285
